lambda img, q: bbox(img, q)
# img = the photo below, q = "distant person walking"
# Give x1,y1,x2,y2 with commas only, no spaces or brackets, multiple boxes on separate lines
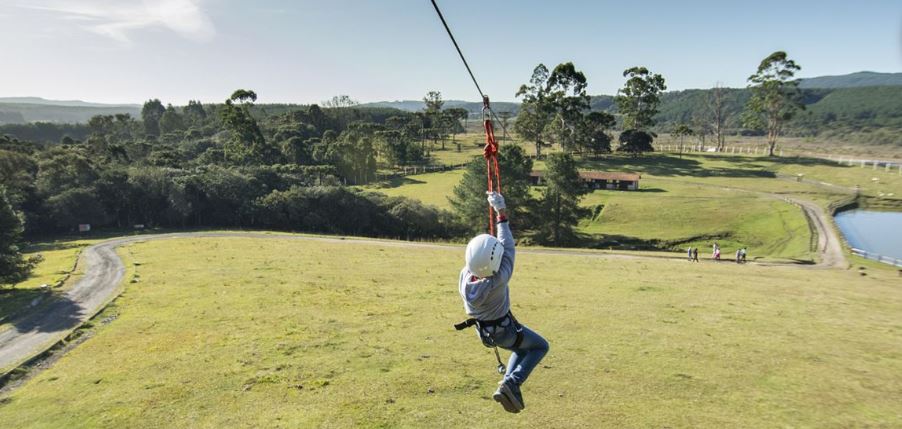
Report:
692,247,699,262
713,242,721,261
735,249,742,264
688,247,693,261
741,247,748,263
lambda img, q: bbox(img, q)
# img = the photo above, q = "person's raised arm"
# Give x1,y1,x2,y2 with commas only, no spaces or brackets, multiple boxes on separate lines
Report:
487,192,515,284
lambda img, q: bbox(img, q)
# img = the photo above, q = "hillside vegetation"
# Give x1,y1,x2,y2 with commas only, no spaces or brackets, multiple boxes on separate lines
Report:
797,71,902,89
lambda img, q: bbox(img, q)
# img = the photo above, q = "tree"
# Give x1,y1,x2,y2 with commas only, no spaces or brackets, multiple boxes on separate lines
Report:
141,99,166,137
423,91,444,112
220,89,277,164
515,62,591,156
580,111,616,157
450,145,534,234
422,91,447,150
672,123,693,157
614,67,667,130
535,153,588,244
159,104,185,134
322,95,359,108
545,62,590,152
444,108,469,151
618,129,655,155
0,187,36,286
515,64,554,158
708,84,729,152
183,100,207,126
497,111,513,140
316,124,378,185
744,51,804,156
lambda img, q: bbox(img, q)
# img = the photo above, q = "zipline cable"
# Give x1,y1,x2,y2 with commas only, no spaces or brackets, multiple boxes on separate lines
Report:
429,0,509,234
429,0,485,100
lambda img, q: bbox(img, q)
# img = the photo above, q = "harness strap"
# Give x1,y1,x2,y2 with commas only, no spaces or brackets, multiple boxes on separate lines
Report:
453,318,477,331
454,311,520,374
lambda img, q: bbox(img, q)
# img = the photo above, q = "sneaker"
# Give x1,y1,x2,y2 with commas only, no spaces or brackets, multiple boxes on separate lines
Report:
493,379,524,413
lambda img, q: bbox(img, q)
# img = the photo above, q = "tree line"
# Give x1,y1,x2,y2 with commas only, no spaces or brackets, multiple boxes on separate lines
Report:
0,51,809,284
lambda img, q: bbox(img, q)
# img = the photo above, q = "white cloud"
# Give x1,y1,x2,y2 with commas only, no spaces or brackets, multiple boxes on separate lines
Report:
22,0,215,45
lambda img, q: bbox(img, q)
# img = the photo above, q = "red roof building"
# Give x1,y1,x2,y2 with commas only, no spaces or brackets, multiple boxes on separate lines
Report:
529,171,641,190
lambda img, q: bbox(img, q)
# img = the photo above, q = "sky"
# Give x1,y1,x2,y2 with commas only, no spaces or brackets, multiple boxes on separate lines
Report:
1,0,900,105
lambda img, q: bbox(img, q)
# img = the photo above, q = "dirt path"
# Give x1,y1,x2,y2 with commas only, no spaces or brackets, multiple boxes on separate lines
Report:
787,197,847,269
0,237,129,374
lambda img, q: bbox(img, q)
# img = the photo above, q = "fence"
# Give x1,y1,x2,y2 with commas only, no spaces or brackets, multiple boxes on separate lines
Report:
850,248,902,268
655,145,902,176
375,163,469,182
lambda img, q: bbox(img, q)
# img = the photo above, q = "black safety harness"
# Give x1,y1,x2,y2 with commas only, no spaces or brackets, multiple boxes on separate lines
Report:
455,311,524,374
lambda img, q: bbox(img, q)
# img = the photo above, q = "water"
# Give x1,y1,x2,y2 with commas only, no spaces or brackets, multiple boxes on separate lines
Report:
833,210,902,259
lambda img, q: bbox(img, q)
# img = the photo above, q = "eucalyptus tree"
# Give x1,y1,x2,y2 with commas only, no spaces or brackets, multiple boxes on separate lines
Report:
708,84,729,151
515,62,591,157
614,66,667,131
744,51,804,156
220,89,277,164
672,123,693,157
515,64,554,158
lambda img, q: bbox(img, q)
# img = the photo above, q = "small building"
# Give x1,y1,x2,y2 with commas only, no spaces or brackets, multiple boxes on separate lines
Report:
529,171,641,190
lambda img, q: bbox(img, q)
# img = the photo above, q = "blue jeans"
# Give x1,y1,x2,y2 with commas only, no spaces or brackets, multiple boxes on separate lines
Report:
480,322,549,385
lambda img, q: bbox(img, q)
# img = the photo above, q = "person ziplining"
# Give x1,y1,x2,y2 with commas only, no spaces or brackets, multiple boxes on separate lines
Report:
428,0,549,413
455,192,550,413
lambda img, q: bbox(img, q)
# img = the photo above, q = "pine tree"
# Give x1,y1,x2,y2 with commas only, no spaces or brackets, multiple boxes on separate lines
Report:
449,145,534,235
535,153,589,244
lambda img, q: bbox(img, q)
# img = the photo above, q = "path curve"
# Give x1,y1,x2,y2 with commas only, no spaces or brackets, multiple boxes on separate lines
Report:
0,209,848,375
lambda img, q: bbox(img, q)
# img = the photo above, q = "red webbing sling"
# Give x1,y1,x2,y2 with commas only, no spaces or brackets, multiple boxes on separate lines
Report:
482,96,502,235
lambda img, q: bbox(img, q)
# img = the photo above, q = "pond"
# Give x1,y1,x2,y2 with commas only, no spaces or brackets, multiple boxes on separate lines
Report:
833,210,902,259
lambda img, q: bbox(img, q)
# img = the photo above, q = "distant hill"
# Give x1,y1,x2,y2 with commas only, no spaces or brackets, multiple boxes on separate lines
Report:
0,97,139,108
359,99,520,115
3,68,900,135
798,71,902,89
0,103,142,125
0,99,140,125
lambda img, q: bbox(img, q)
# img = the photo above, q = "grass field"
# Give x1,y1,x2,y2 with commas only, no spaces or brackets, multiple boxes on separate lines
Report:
579,179,813,260
365,169,465,209
0,236,899,428
369,146,902,260
0,239,99,329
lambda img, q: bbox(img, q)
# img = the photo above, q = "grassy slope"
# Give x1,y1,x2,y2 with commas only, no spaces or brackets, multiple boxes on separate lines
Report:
371,151,886,260
365,170,465,209
0,236,899,428
579,178,812,259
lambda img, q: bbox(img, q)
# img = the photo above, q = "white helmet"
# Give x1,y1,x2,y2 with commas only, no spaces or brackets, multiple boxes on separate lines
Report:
465,234,504,278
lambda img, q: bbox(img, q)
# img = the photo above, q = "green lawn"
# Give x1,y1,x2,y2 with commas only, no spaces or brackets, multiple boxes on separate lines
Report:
1,236,899,428
579,178,813,260
0,239,99,328
365,169,465,209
